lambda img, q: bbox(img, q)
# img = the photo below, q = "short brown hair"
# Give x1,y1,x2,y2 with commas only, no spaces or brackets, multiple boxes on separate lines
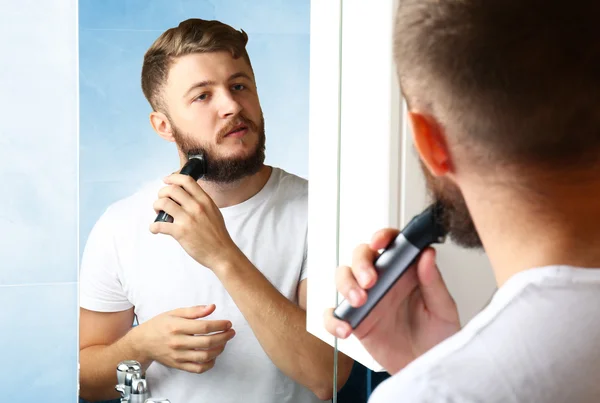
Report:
141,18,252,112
394,0,600,170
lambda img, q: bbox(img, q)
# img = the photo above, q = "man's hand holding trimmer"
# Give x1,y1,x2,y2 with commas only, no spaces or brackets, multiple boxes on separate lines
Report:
150,172,245,273
324,228,461,374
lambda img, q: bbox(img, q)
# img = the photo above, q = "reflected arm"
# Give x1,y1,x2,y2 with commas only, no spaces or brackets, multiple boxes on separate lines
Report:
214,252,354,400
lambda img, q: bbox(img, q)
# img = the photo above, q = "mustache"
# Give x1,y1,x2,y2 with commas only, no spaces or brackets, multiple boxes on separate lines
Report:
217,114,258,139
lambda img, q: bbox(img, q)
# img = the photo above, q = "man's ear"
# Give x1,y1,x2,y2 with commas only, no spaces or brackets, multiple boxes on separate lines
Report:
150,111,175,143
408,111,452,177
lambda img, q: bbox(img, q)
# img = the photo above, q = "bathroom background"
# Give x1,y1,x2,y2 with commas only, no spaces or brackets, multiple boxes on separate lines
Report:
0,0,388,401
0,1,78,401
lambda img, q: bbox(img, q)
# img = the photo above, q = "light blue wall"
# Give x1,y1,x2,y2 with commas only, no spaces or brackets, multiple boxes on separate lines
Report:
79,0,311,252
0,1,78,401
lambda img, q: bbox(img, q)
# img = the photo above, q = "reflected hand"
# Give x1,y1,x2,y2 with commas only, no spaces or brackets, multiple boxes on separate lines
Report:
323,228,460,374
149,173,241,271
132,304,235,374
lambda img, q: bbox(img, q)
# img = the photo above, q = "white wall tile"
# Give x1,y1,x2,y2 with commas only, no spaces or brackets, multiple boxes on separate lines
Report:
0,283,77,401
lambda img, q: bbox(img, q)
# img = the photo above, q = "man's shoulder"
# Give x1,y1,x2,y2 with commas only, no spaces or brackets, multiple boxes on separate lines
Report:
270,167,308,202
369,371,447,403
96,178,163,228
368,341,489,403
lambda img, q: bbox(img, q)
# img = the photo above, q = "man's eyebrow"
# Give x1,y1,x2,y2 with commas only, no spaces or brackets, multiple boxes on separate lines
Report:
183,80,216,98
229,72,253,81
182,73,252,98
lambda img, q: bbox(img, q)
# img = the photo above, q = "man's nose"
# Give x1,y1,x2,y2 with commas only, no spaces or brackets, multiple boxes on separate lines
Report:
218,91,242,119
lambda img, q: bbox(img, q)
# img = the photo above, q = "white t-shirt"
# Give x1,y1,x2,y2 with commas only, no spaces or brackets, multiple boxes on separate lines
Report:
80,167,321,403
369,265,600,403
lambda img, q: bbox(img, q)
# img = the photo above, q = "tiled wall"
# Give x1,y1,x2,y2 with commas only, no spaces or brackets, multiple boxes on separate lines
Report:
0,1,78,401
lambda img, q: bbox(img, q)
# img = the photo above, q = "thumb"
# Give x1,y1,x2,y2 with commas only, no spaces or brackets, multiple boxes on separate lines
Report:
416,248,459,324
170,304,216,319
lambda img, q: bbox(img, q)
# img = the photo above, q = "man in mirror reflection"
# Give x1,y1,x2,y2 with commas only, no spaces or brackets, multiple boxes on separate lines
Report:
78,18,353,403
326,0,600,402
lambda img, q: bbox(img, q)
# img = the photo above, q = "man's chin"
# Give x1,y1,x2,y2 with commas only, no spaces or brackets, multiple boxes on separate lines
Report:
209,148,255,162
217,137,257,153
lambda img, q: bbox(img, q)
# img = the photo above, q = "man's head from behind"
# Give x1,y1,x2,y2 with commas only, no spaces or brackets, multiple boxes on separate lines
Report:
394,0,600,248
141,18,265,183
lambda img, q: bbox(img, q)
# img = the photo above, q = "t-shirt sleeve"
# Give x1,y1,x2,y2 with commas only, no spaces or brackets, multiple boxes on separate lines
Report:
299,230,308,282
79,208,133,312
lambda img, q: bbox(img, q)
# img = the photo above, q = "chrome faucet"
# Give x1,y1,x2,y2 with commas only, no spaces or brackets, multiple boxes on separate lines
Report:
115,360,171,403
115,360,150,403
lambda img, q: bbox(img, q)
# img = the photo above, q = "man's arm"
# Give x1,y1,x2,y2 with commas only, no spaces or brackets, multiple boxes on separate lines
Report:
214,252,354,400
78,207,149,401
150,174,354,399
80,304,235,402
79,307,148,402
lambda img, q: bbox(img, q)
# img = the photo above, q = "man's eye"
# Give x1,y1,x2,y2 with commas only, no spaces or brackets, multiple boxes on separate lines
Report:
195,93,208,101
232,84,245,91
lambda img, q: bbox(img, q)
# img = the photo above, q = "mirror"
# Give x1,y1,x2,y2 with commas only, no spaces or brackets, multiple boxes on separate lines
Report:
77,1,344,403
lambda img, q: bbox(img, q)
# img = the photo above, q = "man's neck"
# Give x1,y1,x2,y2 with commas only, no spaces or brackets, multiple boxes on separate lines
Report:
462,172,600,287
196,164,272,208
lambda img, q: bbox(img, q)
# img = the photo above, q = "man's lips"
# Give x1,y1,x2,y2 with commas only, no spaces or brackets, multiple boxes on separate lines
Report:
224,124,249,138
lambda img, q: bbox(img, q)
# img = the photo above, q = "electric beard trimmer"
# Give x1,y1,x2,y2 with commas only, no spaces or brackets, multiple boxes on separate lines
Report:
154,153,207,224
333,202,448,329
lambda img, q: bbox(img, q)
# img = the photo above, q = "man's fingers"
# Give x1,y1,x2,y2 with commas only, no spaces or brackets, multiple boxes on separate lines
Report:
157,185,198,216
349,228,401,290
169,304,216,319
351,244,379,290
416,248,459,324
370,228,400,251
175,344,226,364
149,196,186,235
323,308,352,339
335,265,368,307
164,173,208,205
177,318,233,336
149,221,171,236
152,197,184,219
176,359,216,374
179,328,237,349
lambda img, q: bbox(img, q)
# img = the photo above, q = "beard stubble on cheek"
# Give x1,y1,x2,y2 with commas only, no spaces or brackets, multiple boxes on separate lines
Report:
170,113,266,184
420,161,484,249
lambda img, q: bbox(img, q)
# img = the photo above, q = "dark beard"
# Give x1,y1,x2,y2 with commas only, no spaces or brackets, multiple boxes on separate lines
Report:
172,113,266,184
420,161,483,249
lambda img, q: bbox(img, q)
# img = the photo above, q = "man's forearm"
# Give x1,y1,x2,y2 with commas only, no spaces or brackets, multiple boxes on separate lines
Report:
79,328,150,402
214,251,353,400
